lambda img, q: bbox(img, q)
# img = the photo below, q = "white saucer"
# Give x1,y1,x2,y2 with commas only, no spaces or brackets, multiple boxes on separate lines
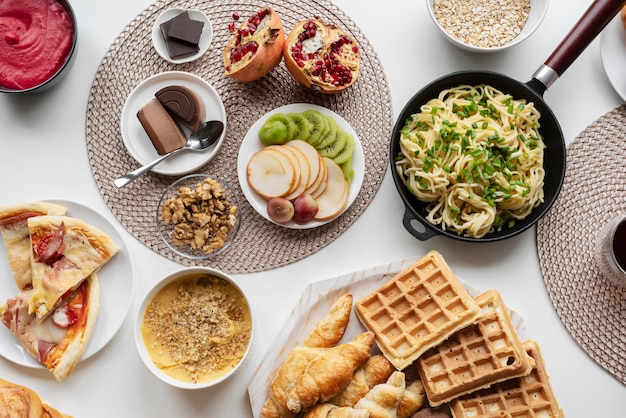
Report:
0,199,135,369
152,8,213,64
236,103,365,229
600,14,626,102
120,71,226,176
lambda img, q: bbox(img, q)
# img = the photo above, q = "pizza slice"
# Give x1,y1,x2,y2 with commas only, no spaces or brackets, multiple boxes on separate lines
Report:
0,273,100,382
0,201,68,290
27,215,119,322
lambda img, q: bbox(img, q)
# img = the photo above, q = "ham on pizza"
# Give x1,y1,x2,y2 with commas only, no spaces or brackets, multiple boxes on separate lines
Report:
0,202,68,291
0,273,100,382
27,215,119,322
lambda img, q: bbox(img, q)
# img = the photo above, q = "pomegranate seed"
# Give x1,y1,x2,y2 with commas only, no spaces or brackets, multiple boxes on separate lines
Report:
228,22,235,32
232,12,240,20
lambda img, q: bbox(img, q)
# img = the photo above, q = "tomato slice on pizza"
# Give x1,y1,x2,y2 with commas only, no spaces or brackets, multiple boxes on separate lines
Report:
0,274,100,382
27,215,118,322
0,202,68,291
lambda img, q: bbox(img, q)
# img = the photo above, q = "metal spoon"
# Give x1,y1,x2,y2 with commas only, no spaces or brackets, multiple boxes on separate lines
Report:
114,120,224,188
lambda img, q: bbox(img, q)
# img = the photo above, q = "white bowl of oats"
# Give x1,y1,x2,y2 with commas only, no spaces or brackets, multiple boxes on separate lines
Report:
135,267,254,389
426,0,549,52
157,174,241,260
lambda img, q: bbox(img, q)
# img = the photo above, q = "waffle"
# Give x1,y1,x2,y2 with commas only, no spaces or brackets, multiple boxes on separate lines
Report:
355,250,481,370
417,289,533,406
449,339,564,418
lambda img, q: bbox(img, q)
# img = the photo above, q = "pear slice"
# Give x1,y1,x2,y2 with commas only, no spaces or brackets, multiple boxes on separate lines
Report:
278,145,312,200
313,157,349,221
246,148,297,199
287,140,321,190
309,156,328,199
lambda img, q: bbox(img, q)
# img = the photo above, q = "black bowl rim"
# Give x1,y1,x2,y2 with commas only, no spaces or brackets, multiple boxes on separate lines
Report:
0,0,78,94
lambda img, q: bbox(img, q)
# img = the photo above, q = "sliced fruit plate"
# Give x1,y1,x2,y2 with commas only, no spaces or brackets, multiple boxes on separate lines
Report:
237,103,365,229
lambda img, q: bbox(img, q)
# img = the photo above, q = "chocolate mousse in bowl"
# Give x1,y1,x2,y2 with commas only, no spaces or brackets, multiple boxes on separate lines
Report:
0,0,77,94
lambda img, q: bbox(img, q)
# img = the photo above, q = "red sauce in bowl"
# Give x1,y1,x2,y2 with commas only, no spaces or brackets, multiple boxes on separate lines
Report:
0,0,74,90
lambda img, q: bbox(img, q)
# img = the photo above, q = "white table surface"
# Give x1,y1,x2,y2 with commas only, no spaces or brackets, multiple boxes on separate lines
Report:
1,0,625,416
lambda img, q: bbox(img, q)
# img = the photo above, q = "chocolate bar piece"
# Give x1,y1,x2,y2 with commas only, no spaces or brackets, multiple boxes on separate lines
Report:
136,98,187,155
159,11,204,59
160,19,199,58
166,11,204,45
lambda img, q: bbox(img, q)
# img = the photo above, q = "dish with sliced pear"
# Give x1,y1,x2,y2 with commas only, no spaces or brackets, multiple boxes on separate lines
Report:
237,103,364,229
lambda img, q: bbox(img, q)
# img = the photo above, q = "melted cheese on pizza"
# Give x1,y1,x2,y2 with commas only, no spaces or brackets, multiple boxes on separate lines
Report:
27,215,118,321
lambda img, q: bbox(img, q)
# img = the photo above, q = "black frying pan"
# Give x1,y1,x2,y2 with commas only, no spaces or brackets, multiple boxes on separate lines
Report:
390,0,625,243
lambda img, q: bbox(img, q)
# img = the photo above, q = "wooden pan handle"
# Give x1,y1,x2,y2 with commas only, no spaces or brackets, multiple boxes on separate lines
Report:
545,0,625,76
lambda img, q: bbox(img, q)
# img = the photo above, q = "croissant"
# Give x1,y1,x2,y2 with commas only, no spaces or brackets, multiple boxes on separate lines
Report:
286,332,375,414
304,403,371,418
354,371,406,418
0,378,72,418
329,354,395,407
397,380,425,418
261,294,354,418
305,294,353,348
261,346,326,418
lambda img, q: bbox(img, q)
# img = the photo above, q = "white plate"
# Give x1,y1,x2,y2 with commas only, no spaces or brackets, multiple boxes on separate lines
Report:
152,8,213,64
600,14,626,102
0,199,135,369
120,71,226,176
246,255,527,417
236,103,365,229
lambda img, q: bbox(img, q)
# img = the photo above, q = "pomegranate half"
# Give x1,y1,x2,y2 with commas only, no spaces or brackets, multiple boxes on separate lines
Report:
223,7,285,82
284,19,361,94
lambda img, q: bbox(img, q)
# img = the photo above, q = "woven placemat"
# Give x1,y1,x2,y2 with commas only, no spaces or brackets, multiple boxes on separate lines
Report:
536,105,626,385
85,0,392,273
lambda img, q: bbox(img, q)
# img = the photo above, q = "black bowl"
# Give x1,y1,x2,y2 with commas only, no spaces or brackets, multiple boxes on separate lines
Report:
0,0,78,94
390,71,566,243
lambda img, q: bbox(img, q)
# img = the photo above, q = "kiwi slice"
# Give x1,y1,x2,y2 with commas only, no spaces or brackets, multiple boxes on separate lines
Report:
315,116,339,150
258,118,289,146
332,133,355,165
301,109,328,147
266,113,297,139
287,112,313,141
319,128,348,159
340,158,354,184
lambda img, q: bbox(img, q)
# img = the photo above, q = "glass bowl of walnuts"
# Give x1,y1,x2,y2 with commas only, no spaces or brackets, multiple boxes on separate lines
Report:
157,174,242,259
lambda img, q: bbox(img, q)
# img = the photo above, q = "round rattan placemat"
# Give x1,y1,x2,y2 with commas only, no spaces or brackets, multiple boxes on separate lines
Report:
85,0,392,273
536,105,626,384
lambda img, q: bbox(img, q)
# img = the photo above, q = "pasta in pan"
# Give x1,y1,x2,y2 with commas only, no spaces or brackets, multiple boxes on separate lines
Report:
395,84,545,238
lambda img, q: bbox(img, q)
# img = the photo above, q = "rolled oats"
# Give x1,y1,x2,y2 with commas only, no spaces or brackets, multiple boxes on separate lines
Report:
434,0,531,48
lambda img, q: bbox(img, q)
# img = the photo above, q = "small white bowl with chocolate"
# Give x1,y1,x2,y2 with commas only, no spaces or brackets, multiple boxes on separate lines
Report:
120,71,226,176
426,0,549,53
152,8,213,64
135,267,254,389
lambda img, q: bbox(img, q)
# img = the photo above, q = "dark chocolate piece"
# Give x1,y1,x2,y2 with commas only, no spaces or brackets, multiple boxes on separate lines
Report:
166,11,204,45
159,11,204,59
160,19,199,58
